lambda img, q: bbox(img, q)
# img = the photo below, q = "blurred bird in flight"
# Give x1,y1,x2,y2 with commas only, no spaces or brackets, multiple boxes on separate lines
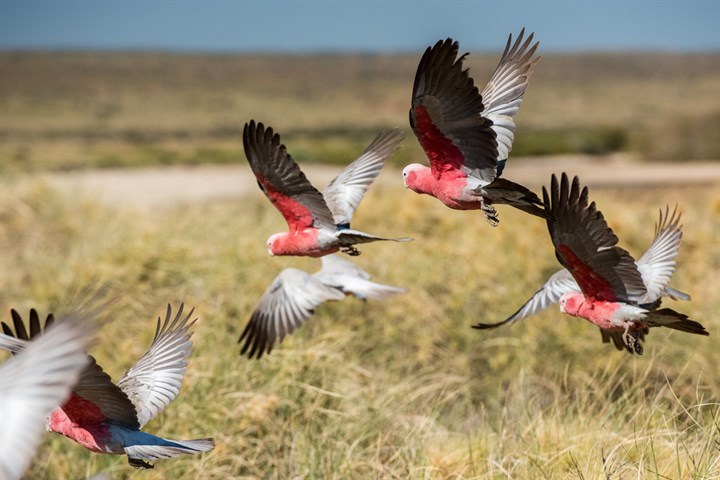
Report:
244,120,412,257
239,254,406,358
1,304,214,469
405,29,551,224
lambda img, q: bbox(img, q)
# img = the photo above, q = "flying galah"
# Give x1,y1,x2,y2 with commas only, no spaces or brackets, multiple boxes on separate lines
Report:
0,304,214,469
474,205,693,352
239,254,406,358
405,29,552,224
243,120,412,257
1,309,96,480
492,173,708,354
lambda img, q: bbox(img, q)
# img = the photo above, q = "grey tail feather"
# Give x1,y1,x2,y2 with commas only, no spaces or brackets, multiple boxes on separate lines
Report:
125,438,215,461
646,308,709,336
484,177,554,220
664,286,691,302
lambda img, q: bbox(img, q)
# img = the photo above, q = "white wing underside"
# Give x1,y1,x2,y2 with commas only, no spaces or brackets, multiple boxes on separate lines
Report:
117,304,196,429
635,206,688,305
480,29,540,164
322,129,404,226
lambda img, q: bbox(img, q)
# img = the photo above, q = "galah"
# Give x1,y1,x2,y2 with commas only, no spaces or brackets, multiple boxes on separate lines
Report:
239,254,406,358
474,205,693,352
491,173,707,354
405,29,552,224
1,309,96,480
243,120,412,257
0,304,214,469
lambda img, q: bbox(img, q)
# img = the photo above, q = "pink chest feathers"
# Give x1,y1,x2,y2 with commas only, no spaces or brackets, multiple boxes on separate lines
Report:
575,300,623,330
406,168,477,210
48,407,111,452
561,293,622,329
271,229,336,257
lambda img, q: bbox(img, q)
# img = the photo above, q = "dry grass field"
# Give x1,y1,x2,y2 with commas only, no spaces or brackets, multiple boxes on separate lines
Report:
0,50,719,479
0,173,719,479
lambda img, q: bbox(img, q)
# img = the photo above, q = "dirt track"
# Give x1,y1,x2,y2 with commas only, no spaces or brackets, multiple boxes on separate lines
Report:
32,155,720,210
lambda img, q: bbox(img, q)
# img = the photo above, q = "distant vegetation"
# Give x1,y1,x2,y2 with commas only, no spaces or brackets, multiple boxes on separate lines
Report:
0,51,718,172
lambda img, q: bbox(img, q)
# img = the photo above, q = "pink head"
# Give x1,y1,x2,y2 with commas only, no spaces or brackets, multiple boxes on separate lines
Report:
402,164,427,191
559,292,585,316
266,233,285,256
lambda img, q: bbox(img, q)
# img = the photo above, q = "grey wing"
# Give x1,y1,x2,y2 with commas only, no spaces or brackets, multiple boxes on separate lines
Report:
323,129,404,226
544,173,647,302
635,205,689,305
315,255,407,300
0,316,94,480
508,269,578,322
243,120,336,231
480,28,540,169
117,304,196,428
473,269,578,329
239,268,346,359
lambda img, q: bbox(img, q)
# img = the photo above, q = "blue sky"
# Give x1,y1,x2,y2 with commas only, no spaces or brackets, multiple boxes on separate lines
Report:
1,0,718,53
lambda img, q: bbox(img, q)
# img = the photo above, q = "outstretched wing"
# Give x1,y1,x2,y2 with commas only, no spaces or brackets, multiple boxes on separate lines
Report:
239,268,345,359
1,309,140,429
314,255,407,300
0,313,94,480
409,38,498,183
243,120,336,232
117,304,196,428
635,205,689,305
544,173,647,302
323,129,404,226
480,28,540,173
473,269,578,329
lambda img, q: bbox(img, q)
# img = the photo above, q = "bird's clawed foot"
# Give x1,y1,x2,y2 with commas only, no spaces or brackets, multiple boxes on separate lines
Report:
340,245,361,256
622,325,643,355
482,204,499,227
128,458,154,469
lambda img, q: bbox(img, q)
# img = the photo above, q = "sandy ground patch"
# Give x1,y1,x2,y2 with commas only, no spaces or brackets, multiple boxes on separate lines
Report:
5,155,719,210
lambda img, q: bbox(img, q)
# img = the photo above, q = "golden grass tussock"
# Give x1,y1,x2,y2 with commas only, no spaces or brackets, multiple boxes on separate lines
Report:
0,174,718,479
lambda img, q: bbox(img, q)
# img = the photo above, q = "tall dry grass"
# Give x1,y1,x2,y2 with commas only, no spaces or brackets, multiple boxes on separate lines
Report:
0,174,718,479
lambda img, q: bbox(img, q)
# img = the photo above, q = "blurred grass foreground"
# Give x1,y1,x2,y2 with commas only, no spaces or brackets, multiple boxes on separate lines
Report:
0,49,719,479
